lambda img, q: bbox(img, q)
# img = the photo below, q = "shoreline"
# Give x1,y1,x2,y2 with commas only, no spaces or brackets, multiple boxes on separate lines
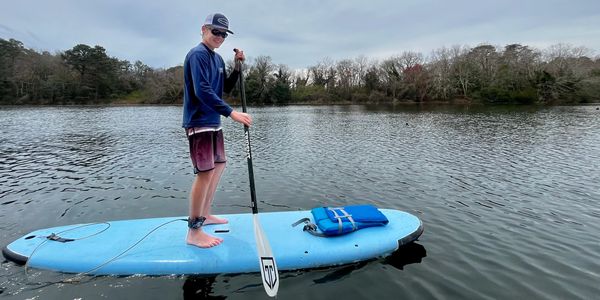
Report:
1,101,599,108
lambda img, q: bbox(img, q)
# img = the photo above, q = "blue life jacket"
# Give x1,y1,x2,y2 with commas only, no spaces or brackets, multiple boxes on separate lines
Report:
293,205,389,237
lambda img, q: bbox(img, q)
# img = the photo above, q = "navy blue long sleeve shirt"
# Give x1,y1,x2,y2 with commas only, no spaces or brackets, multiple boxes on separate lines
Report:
182,43,239,128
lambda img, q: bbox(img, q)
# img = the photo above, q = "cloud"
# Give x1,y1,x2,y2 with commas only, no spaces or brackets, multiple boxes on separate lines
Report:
1,0,598,69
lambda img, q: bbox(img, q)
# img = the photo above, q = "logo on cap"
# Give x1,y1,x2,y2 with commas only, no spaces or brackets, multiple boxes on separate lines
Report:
217,17,228,27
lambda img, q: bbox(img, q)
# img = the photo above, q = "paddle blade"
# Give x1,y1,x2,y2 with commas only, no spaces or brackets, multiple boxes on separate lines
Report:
253,214,279,297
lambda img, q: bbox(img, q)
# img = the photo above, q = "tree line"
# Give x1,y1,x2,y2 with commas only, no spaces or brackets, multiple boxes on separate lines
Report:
1,37,599,105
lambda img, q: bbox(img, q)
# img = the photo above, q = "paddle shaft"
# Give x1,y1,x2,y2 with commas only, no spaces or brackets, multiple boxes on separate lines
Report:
235,50,279,297
237,60,259,215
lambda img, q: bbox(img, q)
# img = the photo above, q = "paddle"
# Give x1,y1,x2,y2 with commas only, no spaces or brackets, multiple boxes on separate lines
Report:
234,49,280,297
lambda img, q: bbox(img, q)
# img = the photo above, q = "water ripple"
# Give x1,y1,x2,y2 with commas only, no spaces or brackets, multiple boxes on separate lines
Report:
1,105,599,299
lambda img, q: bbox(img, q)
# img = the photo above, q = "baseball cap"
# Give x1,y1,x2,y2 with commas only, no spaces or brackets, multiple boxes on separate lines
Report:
203,13,234,34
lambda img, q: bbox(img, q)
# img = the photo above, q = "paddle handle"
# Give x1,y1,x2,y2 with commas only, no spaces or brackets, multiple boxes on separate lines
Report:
235,49,258,214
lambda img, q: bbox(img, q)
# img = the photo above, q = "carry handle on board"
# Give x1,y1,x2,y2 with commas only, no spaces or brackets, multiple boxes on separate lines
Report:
235,48,280,297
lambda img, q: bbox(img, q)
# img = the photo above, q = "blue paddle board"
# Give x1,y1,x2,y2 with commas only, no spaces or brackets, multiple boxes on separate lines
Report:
2,209,423,275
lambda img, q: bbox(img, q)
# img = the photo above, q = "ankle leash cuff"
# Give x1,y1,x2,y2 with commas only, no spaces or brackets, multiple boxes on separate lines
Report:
188,216,206,229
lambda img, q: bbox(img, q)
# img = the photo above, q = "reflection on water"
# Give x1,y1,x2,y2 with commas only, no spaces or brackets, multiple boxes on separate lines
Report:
311,262,370,285
179,241,427,300
384,243,427,270
1,105,599,299
183,276,225,300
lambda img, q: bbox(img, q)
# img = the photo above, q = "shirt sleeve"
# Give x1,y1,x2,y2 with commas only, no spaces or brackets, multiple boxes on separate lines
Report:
189,52,233,117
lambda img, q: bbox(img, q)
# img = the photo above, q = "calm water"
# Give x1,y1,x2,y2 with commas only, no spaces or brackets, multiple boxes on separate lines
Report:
1,105,599,299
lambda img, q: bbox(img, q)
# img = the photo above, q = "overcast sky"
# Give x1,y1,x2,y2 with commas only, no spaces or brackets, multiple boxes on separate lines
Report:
1,0,599,69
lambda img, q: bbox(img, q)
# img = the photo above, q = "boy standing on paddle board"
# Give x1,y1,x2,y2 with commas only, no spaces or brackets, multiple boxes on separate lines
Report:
182,13,251,248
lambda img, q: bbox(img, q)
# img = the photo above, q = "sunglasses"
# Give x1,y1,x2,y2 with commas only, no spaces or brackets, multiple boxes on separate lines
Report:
210,28,228,39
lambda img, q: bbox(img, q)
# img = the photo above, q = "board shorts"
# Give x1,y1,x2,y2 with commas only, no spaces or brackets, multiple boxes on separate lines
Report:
186,127,226,173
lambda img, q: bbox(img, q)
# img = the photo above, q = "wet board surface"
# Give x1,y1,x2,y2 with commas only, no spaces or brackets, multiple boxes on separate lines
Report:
3,209,423,275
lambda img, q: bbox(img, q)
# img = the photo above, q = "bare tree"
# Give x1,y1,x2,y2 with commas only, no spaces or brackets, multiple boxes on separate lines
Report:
428,47,454,100
308,59,327,87
398,51,424,71
354,55,369,88
544,43,592,77
292,68,310,88
335,58,354,97
451,45,475,98
380,56,402,99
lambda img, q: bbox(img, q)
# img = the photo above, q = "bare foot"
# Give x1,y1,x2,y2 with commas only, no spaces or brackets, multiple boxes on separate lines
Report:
204,215,228,225
186,229,223,248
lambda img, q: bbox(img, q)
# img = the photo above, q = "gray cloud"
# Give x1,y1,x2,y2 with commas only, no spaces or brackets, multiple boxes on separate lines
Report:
1,0,598,69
